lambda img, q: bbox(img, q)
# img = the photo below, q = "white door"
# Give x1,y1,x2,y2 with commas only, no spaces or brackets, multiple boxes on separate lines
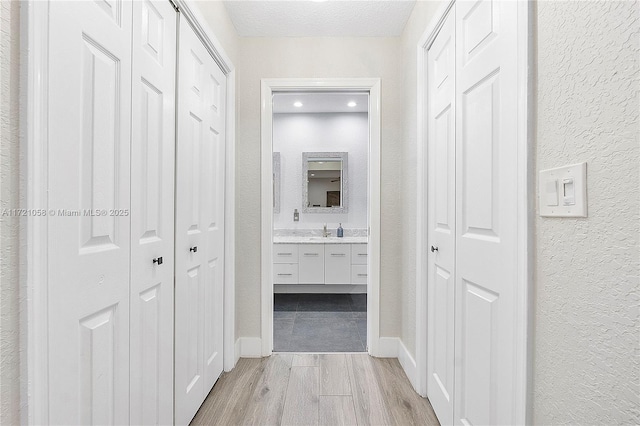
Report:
454,0,519,424
175,16,226,425
47,1,132,423
130,1,177,424
426,7,456,426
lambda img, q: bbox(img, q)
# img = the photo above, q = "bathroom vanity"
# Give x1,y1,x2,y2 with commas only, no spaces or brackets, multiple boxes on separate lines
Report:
273,236,368,293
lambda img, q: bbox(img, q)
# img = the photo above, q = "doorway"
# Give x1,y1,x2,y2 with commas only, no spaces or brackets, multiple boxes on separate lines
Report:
260,78,382,357
271,92,369,352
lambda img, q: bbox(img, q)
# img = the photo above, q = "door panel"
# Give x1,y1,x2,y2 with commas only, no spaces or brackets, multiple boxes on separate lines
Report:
47,1,132,423
175,16,226,425
454,0,518,424
203,62,226,388
130,1,177,424
427,7,456,426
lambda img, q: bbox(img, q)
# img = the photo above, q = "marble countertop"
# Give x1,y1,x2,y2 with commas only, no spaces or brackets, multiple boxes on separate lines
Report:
274,236,368,244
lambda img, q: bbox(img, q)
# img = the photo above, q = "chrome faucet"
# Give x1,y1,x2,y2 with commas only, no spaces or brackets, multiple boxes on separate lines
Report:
323,224,330,237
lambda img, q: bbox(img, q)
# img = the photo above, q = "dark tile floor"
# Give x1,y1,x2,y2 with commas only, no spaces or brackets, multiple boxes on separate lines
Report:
274,293,367,352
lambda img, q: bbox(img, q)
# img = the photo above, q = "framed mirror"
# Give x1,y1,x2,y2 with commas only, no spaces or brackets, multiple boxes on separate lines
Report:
273,152,281,213
302,152,348,214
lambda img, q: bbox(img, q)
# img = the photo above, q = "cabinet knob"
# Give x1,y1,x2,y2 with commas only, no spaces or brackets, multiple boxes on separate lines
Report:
153,256,163,265
430,246,439,253
190,246,198,253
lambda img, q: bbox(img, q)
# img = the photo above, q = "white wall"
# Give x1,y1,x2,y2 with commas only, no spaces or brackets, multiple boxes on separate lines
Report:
0,0,21,424
273,112,368,230
236,36,403,339
398,0,443,359
534,1,639,423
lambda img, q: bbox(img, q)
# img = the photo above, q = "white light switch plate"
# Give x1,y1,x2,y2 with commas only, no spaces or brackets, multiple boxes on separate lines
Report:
539,162,587,217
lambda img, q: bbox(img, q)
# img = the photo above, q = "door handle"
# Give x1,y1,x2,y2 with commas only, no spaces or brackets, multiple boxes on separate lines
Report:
430,246,439,253
190,246,198,253
153,256,163,265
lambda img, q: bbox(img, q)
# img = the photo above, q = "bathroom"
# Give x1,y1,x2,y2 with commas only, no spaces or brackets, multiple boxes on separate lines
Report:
271,92,369,352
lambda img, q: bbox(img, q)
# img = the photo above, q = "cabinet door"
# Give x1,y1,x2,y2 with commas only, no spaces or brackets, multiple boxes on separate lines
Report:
274,244,299,263
351,265,368,285
298,244,325,284
129,2,177,425
274,264,299,284
325,244,351,284
351,244,368,265
47,1,132,423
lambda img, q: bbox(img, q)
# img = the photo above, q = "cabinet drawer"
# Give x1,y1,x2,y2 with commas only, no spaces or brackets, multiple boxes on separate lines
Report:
273,263,299,284
351,244,368,265
274,244,298,263
325,244,351,284
299,244,324,284
351,265,368,284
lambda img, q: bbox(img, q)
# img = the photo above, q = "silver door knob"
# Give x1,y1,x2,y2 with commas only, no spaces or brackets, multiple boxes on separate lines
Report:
430,246,438,253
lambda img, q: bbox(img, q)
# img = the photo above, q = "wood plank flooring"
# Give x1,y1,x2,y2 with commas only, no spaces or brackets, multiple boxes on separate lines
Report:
190,353,440,426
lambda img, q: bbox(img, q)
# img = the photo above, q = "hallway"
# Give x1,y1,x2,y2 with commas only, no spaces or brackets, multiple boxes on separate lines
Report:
190,353,439,425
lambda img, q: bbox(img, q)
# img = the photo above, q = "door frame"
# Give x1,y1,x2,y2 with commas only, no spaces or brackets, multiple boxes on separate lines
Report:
22,1,237,423
260,78,382,357
415,0,533,423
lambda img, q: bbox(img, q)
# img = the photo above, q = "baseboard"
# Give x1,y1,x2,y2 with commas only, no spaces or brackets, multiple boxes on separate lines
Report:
375,337,399,358
398,340,418,392
237,337,262,358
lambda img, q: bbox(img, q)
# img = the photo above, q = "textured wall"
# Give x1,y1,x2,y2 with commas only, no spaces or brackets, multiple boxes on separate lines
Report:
398,1,442,358
236,36,403,339
535,1,640,423
0,0,21,424
273,113,369,230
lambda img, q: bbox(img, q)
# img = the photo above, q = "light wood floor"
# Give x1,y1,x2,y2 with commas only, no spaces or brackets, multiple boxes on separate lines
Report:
190,353,440,426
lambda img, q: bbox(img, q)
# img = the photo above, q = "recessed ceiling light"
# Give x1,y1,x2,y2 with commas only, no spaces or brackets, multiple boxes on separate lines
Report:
347,101,357,107
294,101,303,108
310,173,315,177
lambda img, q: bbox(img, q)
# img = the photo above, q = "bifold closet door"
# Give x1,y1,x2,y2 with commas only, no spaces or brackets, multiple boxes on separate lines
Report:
174,16,227,425
130,1,177,425
426,0,521,424
453,0,519,424
47,1,133,423
426,6,456,426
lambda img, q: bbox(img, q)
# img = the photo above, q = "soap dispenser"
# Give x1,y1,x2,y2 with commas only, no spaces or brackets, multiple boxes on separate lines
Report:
337,223,344,238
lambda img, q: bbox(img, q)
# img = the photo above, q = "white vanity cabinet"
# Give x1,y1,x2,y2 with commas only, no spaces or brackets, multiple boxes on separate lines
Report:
273,241,367,288
299,244,325,284
325,244,351,284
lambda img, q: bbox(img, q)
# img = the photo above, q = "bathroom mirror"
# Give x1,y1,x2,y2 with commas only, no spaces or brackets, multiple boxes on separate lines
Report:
273,152,281,213
302,152,348,214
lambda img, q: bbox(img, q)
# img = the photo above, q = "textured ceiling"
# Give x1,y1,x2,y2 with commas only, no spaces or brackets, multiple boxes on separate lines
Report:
223,1,417,37
273,92,369,113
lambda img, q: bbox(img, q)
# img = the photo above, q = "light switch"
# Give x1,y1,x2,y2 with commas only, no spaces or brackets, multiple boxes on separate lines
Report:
539,162,587,217
562,178,575,206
